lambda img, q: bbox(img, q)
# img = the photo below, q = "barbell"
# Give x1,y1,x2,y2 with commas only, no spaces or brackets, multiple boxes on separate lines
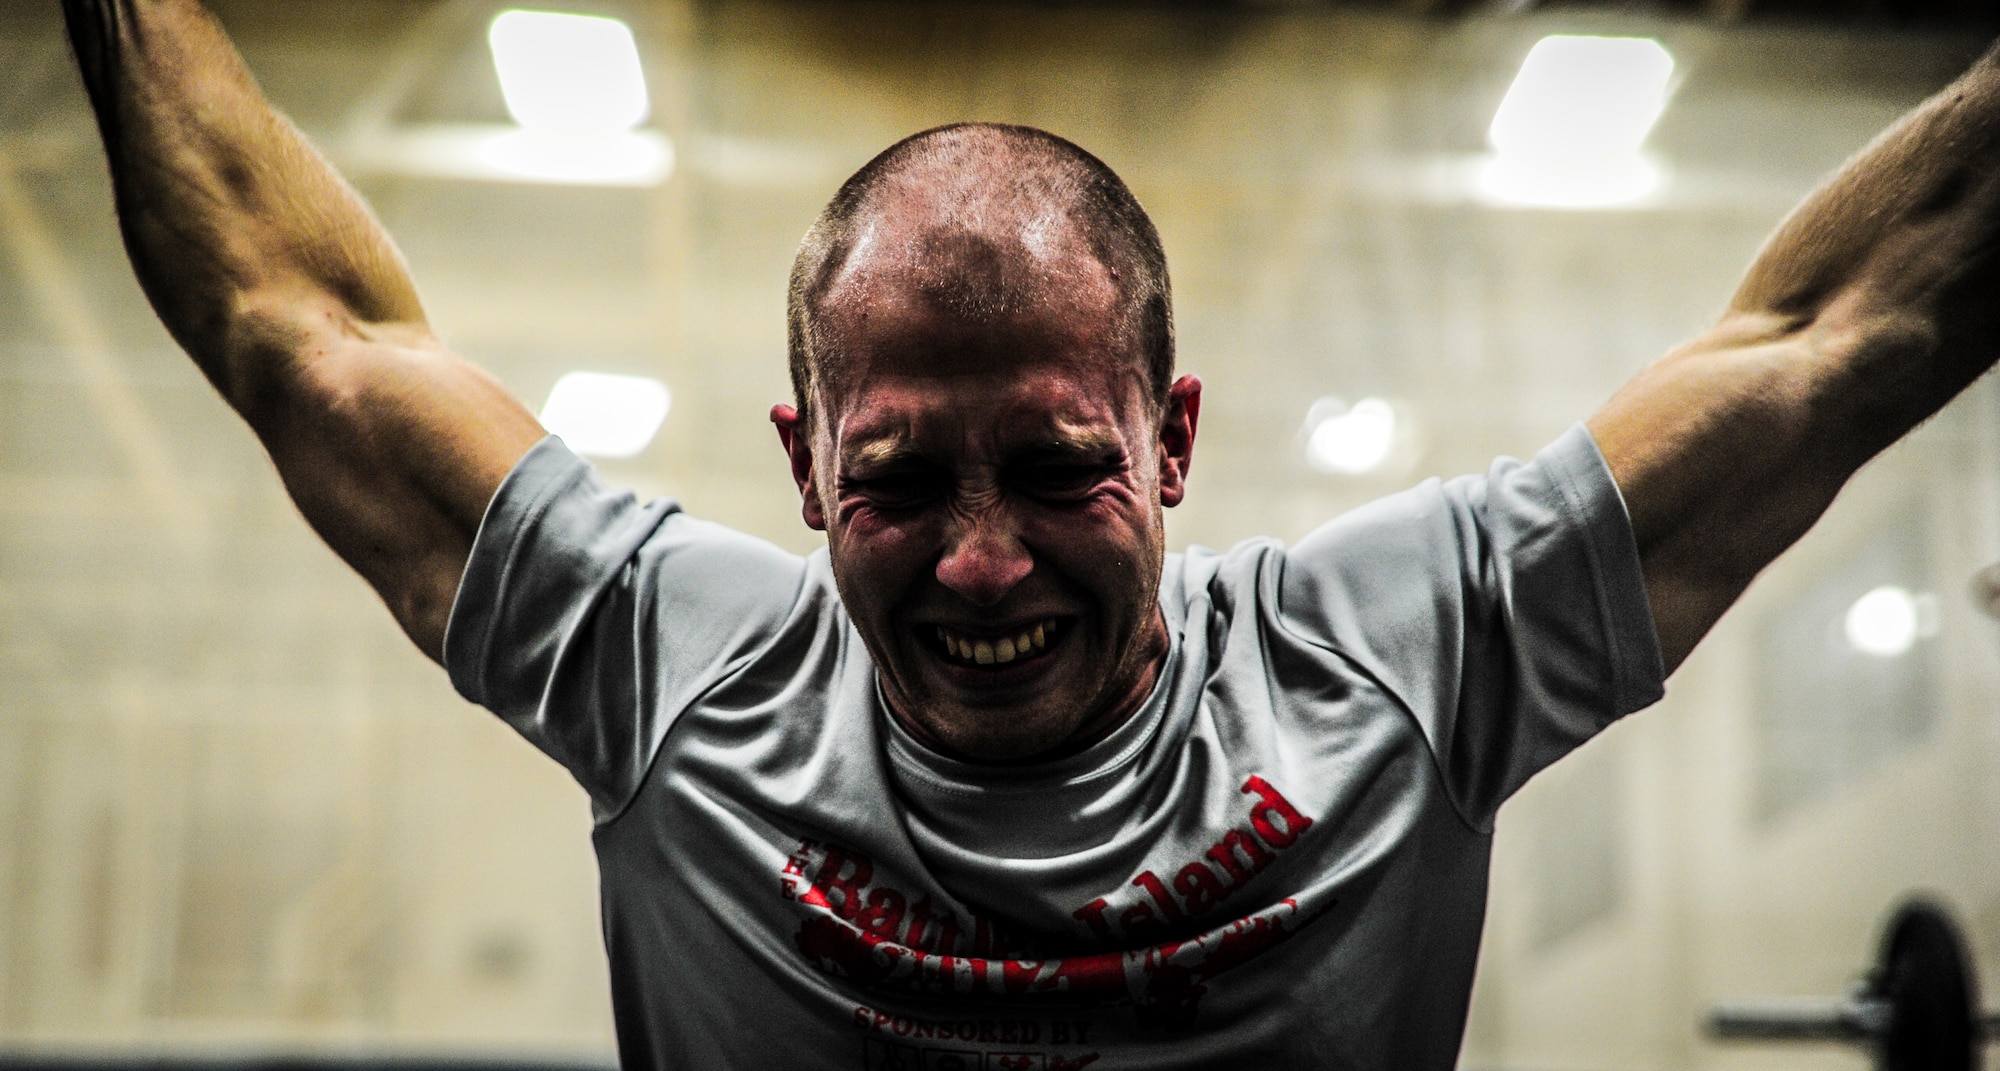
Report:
1709,898,1998,1071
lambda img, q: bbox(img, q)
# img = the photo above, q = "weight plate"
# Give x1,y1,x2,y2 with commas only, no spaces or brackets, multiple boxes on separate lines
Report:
1873,899,1980,1071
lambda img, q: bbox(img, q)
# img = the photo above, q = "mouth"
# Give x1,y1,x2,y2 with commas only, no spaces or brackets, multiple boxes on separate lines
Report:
929,617,1068,669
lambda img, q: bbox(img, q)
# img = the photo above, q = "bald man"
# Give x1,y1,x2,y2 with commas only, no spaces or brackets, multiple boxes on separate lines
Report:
63,2,2000,1067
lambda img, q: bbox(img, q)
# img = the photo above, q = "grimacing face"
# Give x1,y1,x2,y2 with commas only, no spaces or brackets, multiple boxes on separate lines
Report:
770,236,1200,762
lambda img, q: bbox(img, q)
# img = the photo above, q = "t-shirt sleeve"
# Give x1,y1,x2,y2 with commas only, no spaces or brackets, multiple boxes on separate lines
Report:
1276,423,1664,828
443,436,808,822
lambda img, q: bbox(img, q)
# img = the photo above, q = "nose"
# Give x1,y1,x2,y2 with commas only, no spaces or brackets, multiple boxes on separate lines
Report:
935,509,1034,607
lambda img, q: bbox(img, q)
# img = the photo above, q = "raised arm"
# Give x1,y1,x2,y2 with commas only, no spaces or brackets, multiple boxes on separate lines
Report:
1589,44,2000,674
64,0,545,660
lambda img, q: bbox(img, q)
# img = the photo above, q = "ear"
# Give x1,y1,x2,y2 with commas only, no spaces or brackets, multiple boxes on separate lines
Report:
1157,374,1201,508
770,404,828,531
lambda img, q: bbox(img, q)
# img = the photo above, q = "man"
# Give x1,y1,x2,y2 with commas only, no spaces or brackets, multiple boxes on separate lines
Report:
60,0,2000,1067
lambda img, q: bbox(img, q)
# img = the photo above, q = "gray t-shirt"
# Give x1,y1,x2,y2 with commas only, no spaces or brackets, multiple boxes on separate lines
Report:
445,423,1663,1071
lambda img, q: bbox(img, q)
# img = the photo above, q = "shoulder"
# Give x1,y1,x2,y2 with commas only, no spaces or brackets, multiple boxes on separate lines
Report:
446,437,816,705
1281,424,1628,610
490,436,808,590
1179,425,1642,691
1161,539,1283,627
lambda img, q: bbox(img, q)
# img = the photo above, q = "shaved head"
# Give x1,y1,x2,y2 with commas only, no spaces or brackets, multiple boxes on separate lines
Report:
768,123,1200,762
786,123,1173,422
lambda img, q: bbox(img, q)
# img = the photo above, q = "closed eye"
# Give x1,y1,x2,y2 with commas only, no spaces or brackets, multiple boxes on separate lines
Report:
839,469,949,510
1010,460,1118,503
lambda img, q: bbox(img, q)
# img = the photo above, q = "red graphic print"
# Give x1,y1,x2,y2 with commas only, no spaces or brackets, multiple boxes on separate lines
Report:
791,776,1322,1024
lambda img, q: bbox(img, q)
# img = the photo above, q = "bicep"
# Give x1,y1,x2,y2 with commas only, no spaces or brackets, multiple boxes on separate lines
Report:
246,318,544,661
1601,50,2000,672
1587,319,1868,673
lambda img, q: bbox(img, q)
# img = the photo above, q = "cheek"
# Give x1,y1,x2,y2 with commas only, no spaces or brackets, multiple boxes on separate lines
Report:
831,512,940,589
1022,492,1158,574
1076,480,1157,538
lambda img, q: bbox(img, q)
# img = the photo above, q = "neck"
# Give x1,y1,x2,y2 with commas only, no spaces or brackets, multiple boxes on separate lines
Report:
890,608,1171,766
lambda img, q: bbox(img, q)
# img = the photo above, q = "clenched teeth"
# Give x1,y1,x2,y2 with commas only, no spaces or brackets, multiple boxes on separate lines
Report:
936,619,1058,667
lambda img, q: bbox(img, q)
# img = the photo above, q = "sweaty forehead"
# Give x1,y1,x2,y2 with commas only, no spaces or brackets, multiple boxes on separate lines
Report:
813,211,1130,397
821,171,1122,324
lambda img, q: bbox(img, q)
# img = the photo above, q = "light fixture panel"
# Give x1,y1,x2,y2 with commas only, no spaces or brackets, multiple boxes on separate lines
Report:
540,371,671,459
1844,585,1919,657
1481,35,1673,209
489,10,650,133
1489,36,1674,159
479,128,674,186
1304,397,1397,475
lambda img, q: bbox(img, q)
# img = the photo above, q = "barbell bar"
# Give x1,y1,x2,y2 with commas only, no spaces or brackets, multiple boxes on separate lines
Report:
1709,898,1995,1071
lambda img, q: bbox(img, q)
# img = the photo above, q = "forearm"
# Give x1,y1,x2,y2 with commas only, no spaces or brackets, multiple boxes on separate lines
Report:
1591,44,2000,670
1727,42,2000,433
1610,44,2000,530
64,0,425,409
64,0,544,661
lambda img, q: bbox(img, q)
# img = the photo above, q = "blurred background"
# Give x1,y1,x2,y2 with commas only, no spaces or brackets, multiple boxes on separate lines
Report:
4,0,2000,1068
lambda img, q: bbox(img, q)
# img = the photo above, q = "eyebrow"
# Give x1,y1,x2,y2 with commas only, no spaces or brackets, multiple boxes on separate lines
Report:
842,426,1123,468
1023,427,1121,457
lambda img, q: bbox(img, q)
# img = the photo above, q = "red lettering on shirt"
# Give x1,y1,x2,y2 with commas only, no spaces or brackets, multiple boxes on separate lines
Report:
1070,898,1113,941
802,892,1306,1021
1206,828,1273,885
784,774,1320,1023
1073,775,1316,944
800,844,872,920
1243,774,1313,848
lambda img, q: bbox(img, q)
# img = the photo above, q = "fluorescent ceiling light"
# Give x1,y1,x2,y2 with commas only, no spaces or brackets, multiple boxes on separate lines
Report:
1304,397,1396,475
333,10,669,189
540,371,671,459
1843,586,1921,657
1480,153,1659,209
489,10,650,133
1489,36,1674,160
480,128,673,185
1480,35,1674,209
341,124,673,187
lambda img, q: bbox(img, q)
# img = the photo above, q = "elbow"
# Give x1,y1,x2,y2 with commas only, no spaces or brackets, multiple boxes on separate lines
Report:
1802,300,1946,462
1695,298,1945,475
212,288,385,424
